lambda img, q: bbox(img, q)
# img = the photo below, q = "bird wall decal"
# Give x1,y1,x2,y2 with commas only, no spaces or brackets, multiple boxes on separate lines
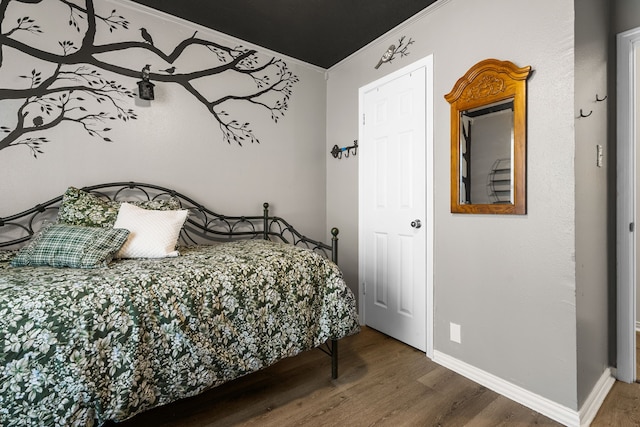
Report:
375,45,396,69
138,64,155,100
140,27,154,45
373,37,414,69
141,64,151,81
160,66,176,74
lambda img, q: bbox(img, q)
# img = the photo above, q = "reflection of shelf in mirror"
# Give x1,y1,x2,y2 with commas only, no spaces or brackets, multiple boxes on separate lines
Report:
488,158,512,204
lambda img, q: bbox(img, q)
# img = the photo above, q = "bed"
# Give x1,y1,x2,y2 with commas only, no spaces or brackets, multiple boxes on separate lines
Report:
0,182,360,426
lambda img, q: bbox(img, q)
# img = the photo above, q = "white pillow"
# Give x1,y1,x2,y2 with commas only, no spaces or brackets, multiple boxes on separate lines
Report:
113,202,188,258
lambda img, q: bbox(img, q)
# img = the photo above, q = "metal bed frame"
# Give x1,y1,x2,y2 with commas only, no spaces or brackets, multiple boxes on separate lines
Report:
0,181,342,379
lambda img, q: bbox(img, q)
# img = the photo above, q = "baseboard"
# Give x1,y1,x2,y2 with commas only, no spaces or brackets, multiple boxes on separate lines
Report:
579,367,615,427
434,351,580,426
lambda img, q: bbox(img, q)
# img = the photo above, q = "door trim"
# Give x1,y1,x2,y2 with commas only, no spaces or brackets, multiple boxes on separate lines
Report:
357,55,434,358
617,27,640,383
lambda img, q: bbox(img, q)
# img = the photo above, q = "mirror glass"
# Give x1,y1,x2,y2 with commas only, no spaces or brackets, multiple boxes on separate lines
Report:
445,59,531,215
459,99,514,205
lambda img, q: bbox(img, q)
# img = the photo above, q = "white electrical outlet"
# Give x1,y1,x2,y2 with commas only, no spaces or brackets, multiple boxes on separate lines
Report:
450,322,461,344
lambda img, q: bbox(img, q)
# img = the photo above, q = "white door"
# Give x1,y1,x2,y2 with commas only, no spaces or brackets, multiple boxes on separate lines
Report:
359,57,433,354
617,27,640,383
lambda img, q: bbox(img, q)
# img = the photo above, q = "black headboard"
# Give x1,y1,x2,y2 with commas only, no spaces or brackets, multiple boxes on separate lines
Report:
0,182,338,263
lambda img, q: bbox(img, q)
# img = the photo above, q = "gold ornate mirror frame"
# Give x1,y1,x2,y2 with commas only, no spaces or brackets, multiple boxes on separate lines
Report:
445,59,532,214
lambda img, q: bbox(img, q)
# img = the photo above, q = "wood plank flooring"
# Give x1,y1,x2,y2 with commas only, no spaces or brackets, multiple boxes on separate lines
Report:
118,327,638,426
592,381,640,426
589,330,640,426
637,330,640,382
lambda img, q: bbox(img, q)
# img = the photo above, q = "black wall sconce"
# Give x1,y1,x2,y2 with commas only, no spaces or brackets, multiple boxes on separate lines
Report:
331,140,358,159
137,64,155,100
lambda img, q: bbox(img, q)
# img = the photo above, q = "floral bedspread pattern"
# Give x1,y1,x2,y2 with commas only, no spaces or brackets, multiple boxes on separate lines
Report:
0,240,359,426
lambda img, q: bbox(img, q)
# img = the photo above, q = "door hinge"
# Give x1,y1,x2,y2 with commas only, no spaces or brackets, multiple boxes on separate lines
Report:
362,282,366,295
363,114,366,126
631,222,635,232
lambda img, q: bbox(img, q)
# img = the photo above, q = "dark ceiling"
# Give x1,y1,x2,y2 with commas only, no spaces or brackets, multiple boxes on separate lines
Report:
129,0,439,69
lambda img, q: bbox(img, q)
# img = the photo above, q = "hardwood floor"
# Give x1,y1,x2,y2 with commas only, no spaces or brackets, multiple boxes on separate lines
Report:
637,331,640,382
119,327,637,426
589,330,640,426
592,381,640,426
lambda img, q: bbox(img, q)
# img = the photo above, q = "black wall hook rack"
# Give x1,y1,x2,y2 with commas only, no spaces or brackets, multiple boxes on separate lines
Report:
331,140,358,159
578,94,607,118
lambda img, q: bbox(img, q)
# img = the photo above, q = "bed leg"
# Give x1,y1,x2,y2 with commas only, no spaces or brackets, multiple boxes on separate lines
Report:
331,339,338,379
262,202,269,240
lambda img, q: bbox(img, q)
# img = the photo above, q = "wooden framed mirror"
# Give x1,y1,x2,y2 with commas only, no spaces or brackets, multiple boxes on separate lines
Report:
445,59,532,214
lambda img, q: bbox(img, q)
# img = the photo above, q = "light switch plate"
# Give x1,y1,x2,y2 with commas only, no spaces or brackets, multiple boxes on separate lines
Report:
597,145,603,168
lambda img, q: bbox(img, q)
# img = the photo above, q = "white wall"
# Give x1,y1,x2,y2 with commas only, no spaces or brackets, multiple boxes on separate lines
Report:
0,0,328,242
327,0,579,409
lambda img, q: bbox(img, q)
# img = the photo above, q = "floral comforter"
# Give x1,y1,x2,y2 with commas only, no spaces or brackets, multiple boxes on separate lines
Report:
0,240,359,426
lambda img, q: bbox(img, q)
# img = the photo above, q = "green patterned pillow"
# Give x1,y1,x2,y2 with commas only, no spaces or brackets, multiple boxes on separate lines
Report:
57,186,181,228
10,223,130,268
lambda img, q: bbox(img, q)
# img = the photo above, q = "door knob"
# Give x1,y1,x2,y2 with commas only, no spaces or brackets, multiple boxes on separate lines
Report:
411,219,422,229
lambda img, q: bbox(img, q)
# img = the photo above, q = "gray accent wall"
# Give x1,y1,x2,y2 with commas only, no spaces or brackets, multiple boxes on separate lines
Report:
326,0,594,411
575,0,611,409
613,0,640,35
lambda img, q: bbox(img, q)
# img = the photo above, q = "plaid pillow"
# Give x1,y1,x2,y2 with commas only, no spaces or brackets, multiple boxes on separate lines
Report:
57,186,181,228
10,224,130,268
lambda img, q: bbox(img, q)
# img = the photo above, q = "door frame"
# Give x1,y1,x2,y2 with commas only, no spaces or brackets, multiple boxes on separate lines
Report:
357,54,434,359
617,27,640,383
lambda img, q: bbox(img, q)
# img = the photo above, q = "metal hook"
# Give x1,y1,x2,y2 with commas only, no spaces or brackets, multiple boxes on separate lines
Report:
579,109,592,118
331,140,358,159
596,94,607,102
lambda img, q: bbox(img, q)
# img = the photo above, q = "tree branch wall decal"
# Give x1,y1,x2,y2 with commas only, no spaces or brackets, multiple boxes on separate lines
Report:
0,0,298,157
